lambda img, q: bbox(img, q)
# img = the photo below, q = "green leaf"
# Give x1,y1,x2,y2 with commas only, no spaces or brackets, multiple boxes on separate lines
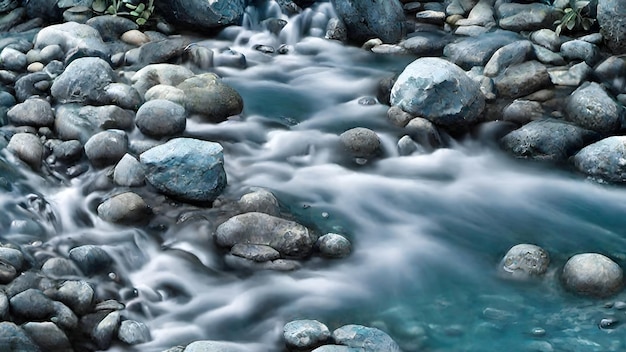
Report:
141,11,150,19
566,18,576,30
106,5,116,14
136,3,145,12
130,10,139,16
136,17,147,25
564,7,573,13
125,3,137,9
556,24,563,36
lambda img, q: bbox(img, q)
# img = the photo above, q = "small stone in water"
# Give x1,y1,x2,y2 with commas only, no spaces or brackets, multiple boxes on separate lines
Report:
358,96,377,105
531,327,546,336
317,233,351,258
599,318,618,329
283,319,330,349
613,301,626,310
118,320,151,345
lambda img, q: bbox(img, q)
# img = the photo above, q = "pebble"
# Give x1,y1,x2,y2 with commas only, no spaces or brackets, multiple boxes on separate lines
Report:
317,233,351,258
84,130,129,167
121,29,151,46
113,154,146,187
97,192,151,224
7,132,43,170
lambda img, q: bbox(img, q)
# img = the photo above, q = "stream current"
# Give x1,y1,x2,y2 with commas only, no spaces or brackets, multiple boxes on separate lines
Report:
2,2,626,351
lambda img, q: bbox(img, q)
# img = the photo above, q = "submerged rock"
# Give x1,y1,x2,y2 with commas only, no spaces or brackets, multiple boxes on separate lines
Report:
331,0,406,44
390,57,485,130
339,127,383,160
140,138,227,203
499,244,550,279
562,253,623,297
573,136,626,182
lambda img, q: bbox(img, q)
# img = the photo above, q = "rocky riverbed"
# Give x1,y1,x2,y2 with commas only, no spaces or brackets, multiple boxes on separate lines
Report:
0,0,626,351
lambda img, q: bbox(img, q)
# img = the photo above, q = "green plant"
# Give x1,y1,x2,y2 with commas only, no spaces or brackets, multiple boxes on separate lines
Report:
92,0,155,26
554,0,595,36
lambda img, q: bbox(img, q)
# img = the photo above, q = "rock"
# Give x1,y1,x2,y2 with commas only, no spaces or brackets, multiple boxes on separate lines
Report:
497,2,560,31
443,31,520,69
68,244,113,275
332,325,401,351
97,192,151,224
311,346,355,352
0,260,16,284
340,127,383,160
387,106,414,127
140,138,227,203
548,61,591,86
562,253,623,297
317,233,351,258
33,21,107,55
7,98,54,127
135,99,187,138
0,47,26,71
415,10,446,25
597,0,626,54
325,17,348,42
390,57,485,129
500,119,600,161
22,322,72,352
101,83,143,110
86,15,139,42
121,30,151,46
7,132,43,169
50,57,115,105
564,82,621,134
0,291,7,320
129,37,190,66
499,244,550,279
118,320,151,345
9,288,56,320
131,64,195,96
231,244,281,262
177,73,243,123
502,100,544,125
594,56,626,94
573,136,626,182
51,301,78,330
183,340,248,352
92,310,121,350
14,72,50,102
49,139,83,162
54,104,134,143
530,29,561,52
493,60,551,99
483,40,533,77
399,31,450,56
284,320,331,350
331,0,406,44
145,85,186,105
397,135,418,155
560,39,599,65
113,154,145,187
0,322,40,352
454,0,495,26
84,129,128,167
41,257,81,277
238,189,280,216
39,45,64,64
215,212,314,258
155,0,246,31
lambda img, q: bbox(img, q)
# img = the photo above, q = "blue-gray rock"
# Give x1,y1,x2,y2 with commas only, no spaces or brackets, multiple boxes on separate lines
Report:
317,233,351,258
230,244,281,262
548,59,589,85
92,310,121,350
135,99,187,138
7,132,43,169
51,301,78,330
213,48,247,69
534,44,566,67
22,322,72,352
0,260,16,284
404,117,444,151
597,0,626,54
84,129,128,167
530,29,561,51
34,22,107,55
177,73,243,123
340,127,383,160
113,154,145,187
331,0,406,44
54,104,134,143
101,83,143,110
183,340,248,352
0,291,8,320
50,57,115,105
397,135,418,155
325,17,348,42
14,72,50,102
386,106,414,128
573,136,626,182
443,31,520,69
0,322,40,352
140,138,227,203
86,15,139,42
7,98,54,127
502,99,544,125
565,82,621,133
332,324,401,351
46,280,94,315
97,192,151,224
499,244,550,280
497,2,560,31
39,45,64,64
118,320,151,345
493,60,551,98
484,40,533,77
560,39,599,65
399,31,450,56
41,257,81,277
390,57,485,129
216,212,314,258
127,37,190,66
312,346,358,352
131,64,195,96
68,244,113,275
48,139,83,162
9,288,56,320
284,319,331,349
500,119,600,161
238,189,280,217
562,253,623,297
0,47,26,71
145,85,186,105
0,91,15,107
0,247,23,271
594,56,626,94
155,0,246,31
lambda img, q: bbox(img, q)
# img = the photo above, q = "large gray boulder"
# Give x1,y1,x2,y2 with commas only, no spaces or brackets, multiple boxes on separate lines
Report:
565,82,621,134
390,57,485,129
500,119,599,161
34,21,107,55
51,57,115,105
598,0,626,54
215,212,314,258
140,138,227,203
331,0,406,44
493,60,551,99
562,253,623,297
155,0,246,31
573,136,626,182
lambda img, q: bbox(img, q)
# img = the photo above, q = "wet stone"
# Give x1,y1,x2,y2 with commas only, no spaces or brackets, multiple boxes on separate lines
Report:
84,129,128,167
284,319,330,350
564,82,621,134
340,127,383,160
7,132,43,170
113,154,145,187
41,257,81,277
238,189,280,217
22,321,72,352
68,244,113,276
0,247,24,270
0,291,7,320
499,244,550,279
184,340,248,352
9,288,56,320
0,47,27,71
562,253,623,297
50,139,83,162
95,299,125,311
97,192,151,224
118,319,151,345
92,310,121,350
231,243,281,262
0,259,16,284
332,324,401,351
599,317,618,329
0,322,40,352
48,280,94,315
135,99,187,138
7,98,54,127
502,100,544,125
317,233,351,258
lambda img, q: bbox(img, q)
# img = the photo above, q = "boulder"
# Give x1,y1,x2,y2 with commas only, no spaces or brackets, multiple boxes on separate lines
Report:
135,99,187,138
390,57,485,129
331,0,406,44
573,136,626,182
50,57,115,105
597,0,626,54
332,325,401,351
155,0,246,31
33,21,107,55
140,138,227,203
499,244,550,279
493,60,551,98
564,82,621,134
284,320,331,350
500,119,599,161
562,253,623,297
215,212,314,258
177,73,243,123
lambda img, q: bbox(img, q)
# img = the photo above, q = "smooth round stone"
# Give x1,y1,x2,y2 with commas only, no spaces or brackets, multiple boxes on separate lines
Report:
41,257,81,277
0,291,7,320
39,44,63,63
387,105,414,127
398,135,418,156
0,47,27,71
26,62,43,72
283,319,331,349
7,132,43,169
84,130,128,167
230,243,280,262
68,244,113,275
0,259,16,284
144,85,186,105
405,117,443,150
317,233,351,258
113,154,145,187
332,324,401,351
176,73,244,123
121,30,150,46
97,192,151,224
135,99,187,138
50,139,83,162
9,288,56,320
599,317,618,329
118,320,151,345
51,301,78,330
0,247,24,270
565,82,621,134
0,91,15,107
562,253,624,297
49,280,94,315
238,189,280,216
0,322,40,352
22,322,72,351
92,310,121,350
7,98,54,127
499,244,550,279
102,83,143,110
340,127,383,160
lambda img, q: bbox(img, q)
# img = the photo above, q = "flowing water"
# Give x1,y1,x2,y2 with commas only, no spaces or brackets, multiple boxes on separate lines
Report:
4,2,626,351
